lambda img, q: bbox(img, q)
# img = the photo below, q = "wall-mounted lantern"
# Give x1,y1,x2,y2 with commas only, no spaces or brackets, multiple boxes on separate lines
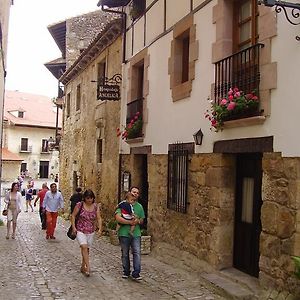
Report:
193,129,204,146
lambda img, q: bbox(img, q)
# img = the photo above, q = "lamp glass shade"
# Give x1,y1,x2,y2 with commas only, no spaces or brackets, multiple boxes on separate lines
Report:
193,129,204,145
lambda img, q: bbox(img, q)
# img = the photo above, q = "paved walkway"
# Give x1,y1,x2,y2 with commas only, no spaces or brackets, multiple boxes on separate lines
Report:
0,209,226,300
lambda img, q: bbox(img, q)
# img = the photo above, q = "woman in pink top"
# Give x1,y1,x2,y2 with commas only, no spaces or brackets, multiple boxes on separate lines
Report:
71,189,102,277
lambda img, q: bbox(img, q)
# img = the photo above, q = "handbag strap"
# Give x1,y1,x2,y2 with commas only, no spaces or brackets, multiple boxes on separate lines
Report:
75,202,83,224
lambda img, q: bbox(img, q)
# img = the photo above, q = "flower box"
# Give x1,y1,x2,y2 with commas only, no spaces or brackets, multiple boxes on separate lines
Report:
205,87,260,132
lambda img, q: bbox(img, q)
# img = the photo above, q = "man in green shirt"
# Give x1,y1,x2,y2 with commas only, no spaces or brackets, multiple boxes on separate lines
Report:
115,186,145,280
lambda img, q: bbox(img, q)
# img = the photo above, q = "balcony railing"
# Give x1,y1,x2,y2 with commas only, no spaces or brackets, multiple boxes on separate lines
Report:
126,98,143,139
214,43,264,102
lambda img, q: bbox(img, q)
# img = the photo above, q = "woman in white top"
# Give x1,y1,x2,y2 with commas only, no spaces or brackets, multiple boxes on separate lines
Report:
5,182,22,239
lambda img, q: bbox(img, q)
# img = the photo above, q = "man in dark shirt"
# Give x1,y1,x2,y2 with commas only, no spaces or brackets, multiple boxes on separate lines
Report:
70,187,82,214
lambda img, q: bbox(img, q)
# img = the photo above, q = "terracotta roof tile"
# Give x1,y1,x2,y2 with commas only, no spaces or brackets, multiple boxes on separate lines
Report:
2,148,23,161
4,91,62,128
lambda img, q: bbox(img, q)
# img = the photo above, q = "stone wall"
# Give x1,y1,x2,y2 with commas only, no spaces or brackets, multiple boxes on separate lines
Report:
122,152,235,269
260,153,300,295
60,37,122,220
66,10,116,68
120,151,300,296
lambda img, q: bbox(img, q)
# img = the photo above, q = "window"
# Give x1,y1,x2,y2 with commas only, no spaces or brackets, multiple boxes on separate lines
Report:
18,111,24,118
168,15,198,101
97,60,106,83
97,139,103,163
41,139,48,153
20,163,27,173
167,143,189,213
20,138,28,151
233,0,258,52
39,161,49,179
66,93,70,117
76,84,81,111
179,31,190,84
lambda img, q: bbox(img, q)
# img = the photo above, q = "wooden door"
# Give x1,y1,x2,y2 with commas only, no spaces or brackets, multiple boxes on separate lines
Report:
233,153,262,277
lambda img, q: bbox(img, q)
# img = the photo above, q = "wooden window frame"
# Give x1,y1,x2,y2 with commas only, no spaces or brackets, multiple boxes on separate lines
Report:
233,0,258,52
21,138,28,151
168,15,198,102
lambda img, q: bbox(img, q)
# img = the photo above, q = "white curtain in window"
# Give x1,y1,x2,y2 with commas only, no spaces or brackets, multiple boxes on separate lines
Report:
241,177,254,223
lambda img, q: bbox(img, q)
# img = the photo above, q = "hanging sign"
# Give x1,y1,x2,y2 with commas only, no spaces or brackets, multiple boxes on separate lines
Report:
97,74,122,101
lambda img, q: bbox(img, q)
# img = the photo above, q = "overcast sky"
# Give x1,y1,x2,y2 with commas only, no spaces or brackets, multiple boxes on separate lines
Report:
5,0,100,98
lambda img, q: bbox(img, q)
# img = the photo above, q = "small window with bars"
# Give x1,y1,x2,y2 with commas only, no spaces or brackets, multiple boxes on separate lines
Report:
167,143,190,213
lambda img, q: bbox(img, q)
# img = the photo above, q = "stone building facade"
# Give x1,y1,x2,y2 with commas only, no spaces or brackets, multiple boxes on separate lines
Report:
114,0,300,296
59,19,122,217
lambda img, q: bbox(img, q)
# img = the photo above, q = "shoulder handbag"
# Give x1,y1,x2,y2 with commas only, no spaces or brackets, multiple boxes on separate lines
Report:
2,196,9,216
67,202,83,240
2,206,8,216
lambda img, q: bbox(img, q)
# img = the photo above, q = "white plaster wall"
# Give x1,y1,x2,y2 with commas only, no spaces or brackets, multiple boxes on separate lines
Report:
4,126,59,178
2,161,21,182
166,0,190,30
145,0,164,45
122,0,300,157
133,17,145,56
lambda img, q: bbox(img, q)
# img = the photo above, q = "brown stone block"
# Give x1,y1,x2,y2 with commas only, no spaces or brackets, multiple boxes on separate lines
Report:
259,39,271,65
277,208,296,239
261,202,279,235
212,40,232,64
205,167,234,188
260,232,281,258
173,14,193,38
209,188,235,209
259,11,277,41
260,62,277,91
262,153,285,179
259,89,271,116
294,233,300,256
259,255,271,273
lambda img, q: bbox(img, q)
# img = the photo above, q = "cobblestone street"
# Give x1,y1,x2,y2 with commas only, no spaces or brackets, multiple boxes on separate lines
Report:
0,209,226,300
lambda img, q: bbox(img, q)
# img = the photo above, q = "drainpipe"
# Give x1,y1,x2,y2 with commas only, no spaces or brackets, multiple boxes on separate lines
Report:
97,4,127,64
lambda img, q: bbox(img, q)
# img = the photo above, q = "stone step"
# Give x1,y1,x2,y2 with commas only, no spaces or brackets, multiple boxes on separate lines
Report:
219,268,261,296
201,272,255,300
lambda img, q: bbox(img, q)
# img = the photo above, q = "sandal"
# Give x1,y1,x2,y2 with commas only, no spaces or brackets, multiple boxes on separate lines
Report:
11,235,15,239
5,235,9,239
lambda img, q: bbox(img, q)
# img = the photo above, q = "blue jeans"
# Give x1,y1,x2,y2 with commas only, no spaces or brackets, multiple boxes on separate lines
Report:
119,236,141,278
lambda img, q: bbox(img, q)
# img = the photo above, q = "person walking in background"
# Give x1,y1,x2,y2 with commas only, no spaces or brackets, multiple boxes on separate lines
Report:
71,189,102,277
25,184,34,212
70,187,83,214
4,182,22,239
43,183,64,240
34,183,49,230
115,186,145,280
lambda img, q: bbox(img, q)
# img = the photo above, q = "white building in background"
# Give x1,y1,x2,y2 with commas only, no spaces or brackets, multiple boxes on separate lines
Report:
2,90,61,190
